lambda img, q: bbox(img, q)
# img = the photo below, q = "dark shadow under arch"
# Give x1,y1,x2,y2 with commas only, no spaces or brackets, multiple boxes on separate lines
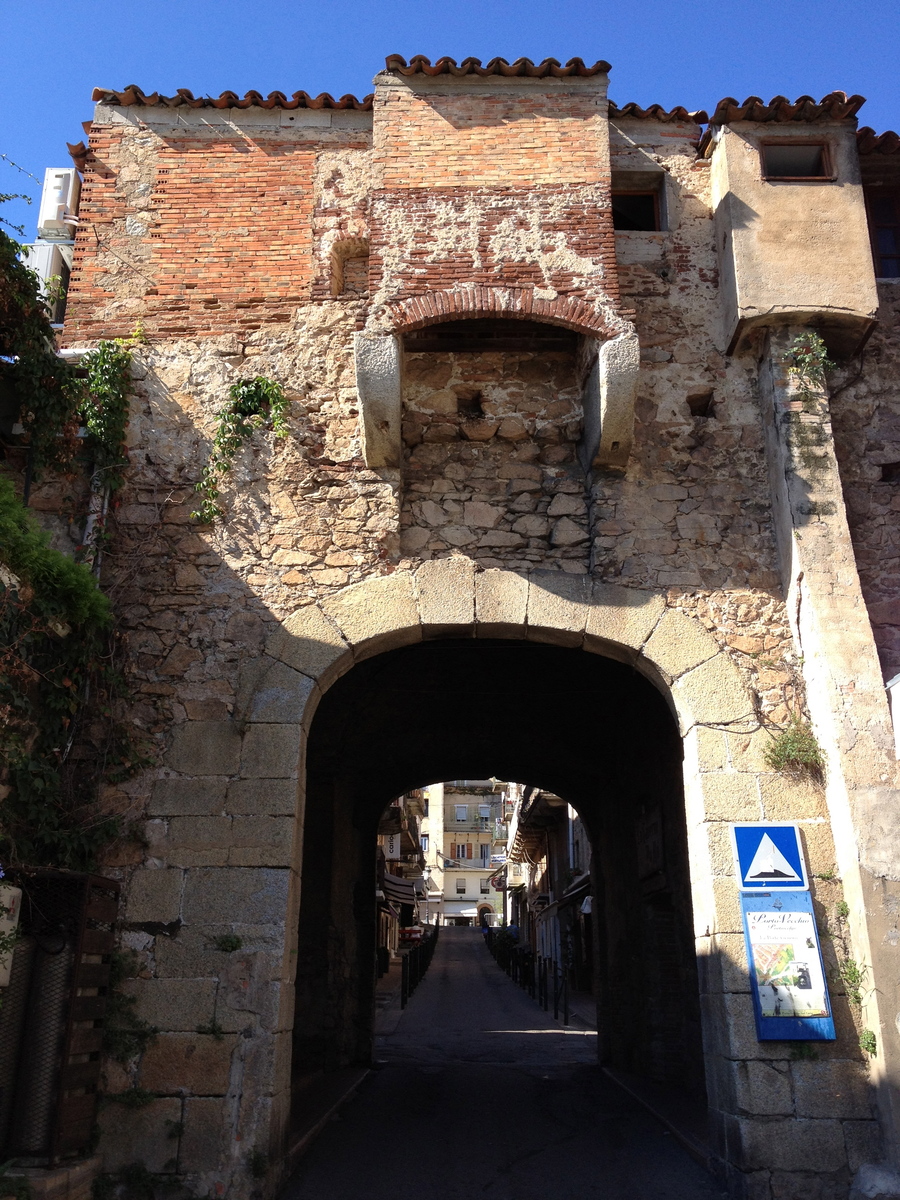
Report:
291,638,704,1126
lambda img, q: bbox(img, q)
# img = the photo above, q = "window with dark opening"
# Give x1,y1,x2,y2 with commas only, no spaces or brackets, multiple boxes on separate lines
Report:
881,462,900,483
612,192,660,231
866,189,900,278
761,143,831,180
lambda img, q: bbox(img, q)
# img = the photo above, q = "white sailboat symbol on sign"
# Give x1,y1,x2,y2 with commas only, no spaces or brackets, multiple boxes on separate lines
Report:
745,833,802,882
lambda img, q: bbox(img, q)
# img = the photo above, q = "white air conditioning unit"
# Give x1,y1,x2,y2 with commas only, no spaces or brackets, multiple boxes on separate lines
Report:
37,167,81,240
21,242,71,324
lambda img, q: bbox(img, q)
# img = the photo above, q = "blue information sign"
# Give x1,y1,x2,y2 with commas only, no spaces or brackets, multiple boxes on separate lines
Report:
740,891,835,1041
732,823,808,891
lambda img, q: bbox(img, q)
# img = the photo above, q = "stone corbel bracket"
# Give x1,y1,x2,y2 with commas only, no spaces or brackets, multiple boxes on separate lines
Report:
354,333,403,468
577,330,640,471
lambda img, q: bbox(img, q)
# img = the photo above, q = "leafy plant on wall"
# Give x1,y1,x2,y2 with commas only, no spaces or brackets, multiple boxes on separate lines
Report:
192,376,289,523
0,222,147,869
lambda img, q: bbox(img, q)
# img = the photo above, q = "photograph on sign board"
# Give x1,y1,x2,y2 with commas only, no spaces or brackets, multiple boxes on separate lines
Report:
747,909,829,1019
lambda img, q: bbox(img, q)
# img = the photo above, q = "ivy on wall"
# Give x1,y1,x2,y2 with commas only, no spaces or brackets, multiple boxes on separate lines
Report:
192,376,288,523
0,225,145,870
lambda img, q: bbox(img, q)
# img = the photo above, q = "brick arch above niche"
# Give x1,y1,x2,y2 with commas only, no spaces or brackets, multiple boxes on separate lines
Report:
357,285,639,471
381,284,629,342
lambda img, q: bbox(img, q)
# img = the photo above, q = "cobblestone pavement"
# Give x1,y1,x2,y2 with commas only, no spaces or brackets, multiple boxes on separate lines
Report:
282,928,726,1200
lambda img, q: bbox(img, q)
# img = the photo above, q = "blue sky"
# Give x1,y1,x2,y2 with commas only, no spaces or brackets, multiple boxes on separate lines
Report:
2,0,898,239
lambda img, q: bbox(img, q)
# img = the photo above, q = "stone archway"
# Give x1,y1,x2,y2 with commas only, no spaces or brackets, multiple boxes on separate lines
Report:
243,559,766,1176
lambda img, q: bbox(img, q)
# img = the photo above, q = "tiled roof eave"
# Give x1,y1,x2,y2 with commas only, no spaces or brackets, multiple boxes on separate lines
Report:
384,54,610,78
707,91,866,126
91,85,373,111
858,126,900,155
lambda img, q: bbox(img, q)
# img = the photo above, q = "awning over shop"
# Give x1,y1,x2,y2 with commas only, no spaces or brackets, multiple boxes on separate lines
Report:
383,873,416,905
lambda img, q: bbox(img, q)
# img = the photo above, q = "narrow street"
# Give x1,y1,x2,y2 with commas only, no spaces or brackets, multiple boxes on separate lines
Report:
282,928,725,1199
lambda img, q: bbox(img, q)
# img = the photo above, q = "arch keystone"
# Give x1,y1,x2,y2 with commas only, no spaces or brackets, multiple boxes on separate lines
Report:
641,607,720,681
415,558,476,636
322,572,420,660
475,569,528,637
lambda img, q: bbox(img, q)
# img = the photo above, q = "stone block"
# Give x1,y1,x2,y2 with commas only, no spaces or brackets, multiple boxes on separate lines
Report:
673,652,752,728
99,1098,181,1173
700,772,762,821
154,817,234,868
154,925,284,979
734,1059,794,1116
843,1121,883,1173
182,867,290,927
642,607,720,680
738,1116,847,1172
229,817,295,866
126,868,183,924
712,876,745,936
415,557,476,635
323,572,420,658
475,568,528,636
793,1061,874,1120
526,571,591,646
709,931,752,994
149,778,226,817
695,728,772,773
226,778,298,816
180,1097,226,1174
166,722,241,776
123,978,217,1032
583,584,665,661
703,992,789,1061
140,1032,236,1095
246,659,316,723
240,724,300,779
759,772,828,820
267,603,349,684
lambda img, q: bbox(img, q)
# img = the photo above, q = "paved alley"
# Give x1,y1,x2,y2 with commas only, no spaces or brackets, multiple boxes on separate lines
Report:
282,928,725,1200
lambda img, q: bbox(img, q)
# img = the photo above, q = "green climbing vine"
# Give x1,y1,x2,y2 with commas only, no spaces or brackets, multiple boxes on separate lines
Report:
192,376,288,522
783,331,835,407
0,221,147,870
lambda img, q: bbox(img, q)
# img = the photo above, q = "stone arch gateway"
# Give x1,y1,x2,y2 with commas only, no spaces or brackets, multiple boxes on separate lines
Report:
48,49,900,1200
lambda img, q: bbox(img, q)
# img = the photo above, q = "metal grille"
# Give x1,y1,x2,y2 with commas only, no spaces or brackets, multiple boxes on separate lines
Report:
0,870,119,1163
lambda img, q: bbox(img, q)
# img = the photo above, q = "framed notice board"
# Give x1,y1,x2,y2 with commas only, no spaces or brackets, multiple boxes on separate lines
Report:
740,890,835,1041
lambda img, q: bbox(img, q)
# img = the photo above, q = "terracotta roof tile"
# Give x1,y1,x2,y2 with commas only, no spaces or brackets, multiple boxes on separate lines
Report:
857,126,900,155
609,101,708,124
383,54,610,78
91,84,373,110
707,91,865,125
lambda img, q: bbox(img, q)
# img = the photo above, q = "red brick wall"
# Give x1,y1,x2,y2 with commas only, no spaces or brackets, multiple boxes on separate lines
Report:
65,127,368,342
374,88,607,187
367,81,621,326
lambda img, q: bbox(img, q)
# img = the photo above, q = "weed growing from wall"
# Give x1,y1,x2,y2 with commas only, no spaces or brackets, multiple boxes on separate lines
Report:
192,376,288,523
783,332,835,407
764,715,826,782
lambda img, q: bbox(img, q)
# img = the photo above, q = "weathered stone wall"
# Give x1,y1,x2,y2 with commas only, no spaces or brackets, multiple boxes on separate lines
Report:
400,342,589,565
38,67,900,1200
831,281,900,681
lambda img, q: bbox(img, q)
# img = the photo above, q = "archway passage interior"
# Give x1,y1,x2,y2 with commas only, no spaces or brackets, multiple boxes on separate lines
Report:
292,638,705,1122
